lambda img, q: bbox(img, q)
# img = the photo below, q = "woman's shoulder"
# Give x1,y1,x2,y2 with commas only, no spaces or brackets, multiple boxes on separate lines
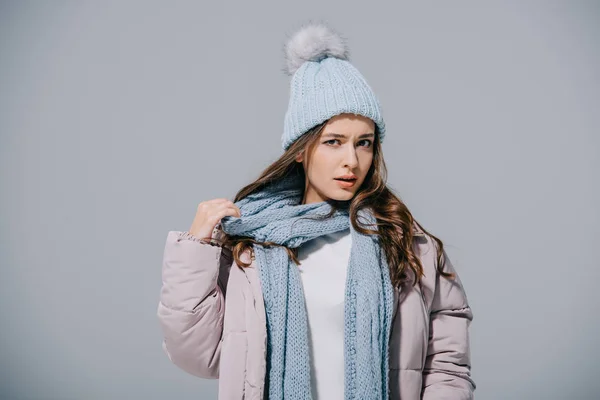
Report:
409,221,439,274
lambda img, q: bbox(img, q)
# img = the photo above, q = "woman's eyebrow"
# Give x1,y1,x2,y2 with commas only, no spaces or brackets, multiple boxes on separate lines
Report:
322,133,375,139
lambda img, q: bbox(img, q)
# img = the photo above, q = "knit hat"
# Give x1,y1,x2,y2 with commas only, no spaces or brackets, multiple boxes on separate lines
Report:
281,22,386,151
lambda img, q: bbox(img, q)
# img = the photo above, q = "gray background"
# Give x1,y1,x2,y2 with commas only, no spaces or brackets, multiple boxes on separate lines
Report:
1,1,598,399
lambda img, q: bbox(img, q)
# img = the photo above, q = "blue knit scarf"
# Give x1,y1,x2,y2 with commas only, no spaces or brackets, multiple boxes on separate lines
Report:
220,174,394,400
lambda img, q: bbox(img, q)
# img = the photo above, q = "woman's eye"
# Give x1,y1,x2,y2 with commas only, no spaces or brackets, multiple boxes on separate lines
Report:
324,139,372,147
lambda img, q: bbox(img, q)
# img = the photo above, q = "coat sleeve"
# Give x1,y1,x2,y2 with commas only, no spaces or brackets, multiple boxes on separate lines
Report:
156,230,233,379
421,247,476,399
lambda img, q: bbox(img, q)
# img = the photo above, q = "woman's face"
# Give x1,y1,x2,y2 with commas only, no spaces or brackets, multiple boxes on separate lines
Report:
296,113,376,204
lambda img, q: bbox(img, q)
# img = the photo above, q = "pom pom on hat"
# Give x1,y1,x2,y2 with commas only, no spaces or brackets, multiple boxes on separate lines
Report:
283,22,349,76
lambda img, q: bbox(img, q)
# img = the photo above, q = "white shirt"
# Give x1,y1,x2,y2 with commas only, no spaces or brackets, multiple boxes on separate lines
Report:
297,228,352,400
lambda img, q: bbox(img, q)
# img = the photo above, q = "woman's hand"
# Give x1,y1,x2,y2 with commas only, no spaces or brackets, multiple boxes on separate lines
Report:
188,199,241,240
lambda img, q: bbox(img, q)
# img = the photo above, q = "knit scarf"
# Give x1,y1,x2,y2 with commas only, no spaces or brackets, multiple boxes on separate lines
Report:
220,173,394,400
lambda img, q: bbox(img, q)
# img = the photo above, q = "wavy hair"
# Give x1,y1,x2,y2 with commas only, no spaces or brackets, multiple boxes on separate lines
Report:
209,121,454,288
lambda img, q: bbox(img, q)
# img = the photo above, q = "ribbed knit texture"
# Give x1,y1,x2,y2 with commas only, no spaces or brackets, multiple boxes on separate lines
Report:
220,173,395,399
282,56,386,150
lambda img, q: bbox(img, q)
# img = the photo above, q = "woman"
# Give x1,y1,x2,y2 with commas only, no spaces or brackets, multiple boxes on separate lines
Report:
157,22,475,400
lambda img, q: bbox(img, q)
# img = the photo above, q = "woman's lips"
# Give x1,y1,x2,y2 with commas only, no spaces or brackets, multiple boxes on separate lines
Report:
334,178,356,188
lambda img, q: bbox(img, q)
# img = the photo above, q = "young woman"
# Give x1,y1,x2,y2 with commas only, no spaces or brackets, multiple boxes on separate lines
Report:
157,22,475,400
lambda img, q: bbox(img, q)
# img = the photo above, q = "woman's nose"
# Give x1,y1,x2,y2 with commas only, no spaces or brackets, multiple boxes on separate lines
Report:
343,148,359,168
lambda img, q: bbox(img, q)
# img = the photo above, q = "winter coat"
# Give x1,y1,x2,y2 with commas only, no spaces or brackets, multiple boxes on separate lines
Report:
157,222,476,399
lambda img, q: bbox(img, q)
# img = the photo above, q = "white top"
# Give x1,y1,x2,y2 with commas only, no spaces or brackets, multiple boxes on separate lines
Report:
297,228,352,400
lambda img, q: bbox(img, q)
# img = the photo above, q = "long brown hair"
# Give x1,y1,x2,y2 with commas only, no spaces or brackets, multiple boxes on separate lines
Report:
211,121,454,288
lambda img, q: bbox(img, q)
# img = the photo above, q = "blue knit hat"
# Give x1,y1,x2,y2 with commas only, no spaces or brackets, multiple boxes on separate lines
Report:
281,22,386,151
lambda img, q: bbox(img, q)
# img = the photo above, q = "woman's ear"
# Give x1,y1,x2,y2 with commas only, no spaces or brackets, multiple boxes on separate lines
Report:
295,151,304,163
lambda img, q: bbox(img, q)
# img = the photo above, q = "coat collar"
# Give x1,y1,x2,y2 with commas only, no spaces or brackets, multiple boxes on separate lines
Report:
412,222,425,237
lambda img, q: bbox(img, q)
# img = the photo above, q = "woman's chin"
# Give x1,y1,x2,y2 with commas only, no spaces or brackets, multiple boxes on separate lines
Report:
328,187,356,200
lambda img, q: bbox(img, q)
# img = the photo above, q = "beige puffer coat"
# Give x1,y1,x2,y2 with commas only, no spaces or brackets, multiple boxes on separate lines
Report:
157,223,476,399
